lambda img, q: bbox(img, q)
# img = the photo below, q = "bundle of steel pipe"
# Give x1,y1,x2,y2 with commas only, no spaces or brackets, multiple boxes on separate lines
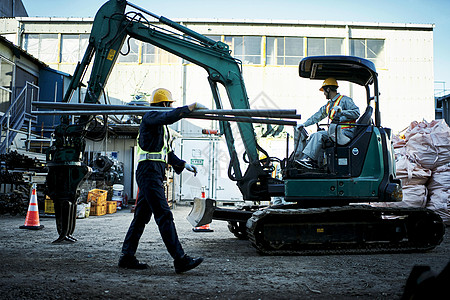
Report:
31,102,301,126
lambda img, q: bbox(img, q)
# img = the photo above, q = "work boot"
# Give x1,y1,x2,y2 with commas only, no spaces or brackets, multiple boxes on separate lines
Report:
295,157,318,169
174,254,204,274
118,254,149,269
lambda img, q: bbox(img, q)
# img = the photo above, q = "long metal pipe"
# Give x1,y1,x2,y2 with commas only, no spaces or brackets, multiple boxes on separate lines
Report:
31,109,297,126
31,102,301,119
189,115,296,126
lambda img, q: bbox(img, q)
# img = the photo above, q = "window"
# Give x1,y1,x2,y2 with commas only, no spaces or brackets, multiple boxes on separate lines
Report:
61,34,89,63
0,56,14,113
158,48,178,64
224,36,262,64
307,38,344,56
307,38,324,56
350,39,385,67
39,34,59,62
119,39,178,64
119,38,140,63
266,37,303,66
23,34,59,63
142,42,157,64
23,34,39,58
326,38,344,55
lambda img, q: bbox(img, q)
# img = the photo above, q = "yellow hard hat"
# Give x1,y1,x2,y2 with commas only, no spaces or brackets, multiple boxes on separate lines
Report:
319,78,339,91
150,88,175,104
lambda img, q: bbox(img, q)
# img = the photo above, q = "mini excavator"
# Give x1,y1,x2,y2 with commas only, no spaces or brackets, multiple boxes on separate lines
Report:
190,55,446,254
45,0,444,253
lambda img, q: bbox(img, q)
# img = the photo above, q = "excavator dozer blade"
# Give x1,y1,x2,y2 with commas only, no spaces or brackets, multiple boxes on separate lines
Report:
187,197,216,227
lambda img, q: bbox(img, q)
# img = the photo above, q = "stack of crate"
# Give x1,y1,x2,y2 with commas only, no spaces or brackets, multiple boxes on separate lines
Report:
106,200,117,214
88,189,107,216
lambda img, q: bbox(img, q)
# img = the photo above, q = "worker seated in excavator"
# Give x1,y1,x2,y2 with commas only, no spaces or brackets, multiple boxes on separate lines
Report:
295,78,360,169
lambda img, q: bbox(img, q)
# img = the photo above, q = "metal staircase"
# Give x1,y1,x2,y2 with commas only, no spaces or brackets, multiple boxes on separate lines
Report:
0,82,39,154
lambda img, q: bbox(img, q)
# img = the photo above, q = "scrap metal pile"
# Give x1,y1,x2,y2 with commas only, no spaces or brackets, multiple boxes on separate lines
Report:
0,151,47,215
0,150,46,172
0,190,28,215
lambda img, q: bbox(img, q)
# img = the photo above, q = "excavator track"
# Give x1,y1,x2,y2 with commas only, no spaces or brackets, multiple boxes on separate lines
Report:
247,205,445,255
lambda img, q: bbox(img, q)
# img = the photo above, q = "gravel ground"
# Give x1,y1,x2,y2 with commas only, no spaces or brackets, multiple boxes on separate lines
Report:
0,204,448,299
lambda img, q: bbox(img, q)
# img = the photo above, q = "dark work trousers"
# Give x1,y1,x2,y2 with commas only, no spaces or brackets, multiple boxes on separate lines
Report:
121,160,185,260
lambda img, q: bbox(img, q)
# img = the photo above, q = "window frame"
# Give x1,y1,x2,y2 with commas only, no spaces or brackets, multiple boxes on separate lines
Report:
350,38,386,68
224,35,263,65
20,32,387,70
266,36,305,66
0,55,15,113
60,34,90,63
23,33,60,63
306,37,345,57
118,38,179,65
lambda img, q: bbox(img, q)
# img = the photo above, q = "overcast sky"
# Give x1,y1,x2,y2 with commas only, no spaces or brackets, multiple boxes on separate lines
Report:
21,0,450,94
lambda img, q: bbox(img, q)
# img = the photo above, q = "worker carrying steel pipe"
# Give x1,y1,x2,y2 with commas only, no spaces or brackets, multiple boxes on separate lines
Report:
119,88,205,273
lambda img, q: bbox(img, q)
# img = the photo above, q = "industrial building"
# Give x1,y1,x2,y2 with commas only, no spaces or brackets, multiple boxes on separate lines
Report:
0,2,439,203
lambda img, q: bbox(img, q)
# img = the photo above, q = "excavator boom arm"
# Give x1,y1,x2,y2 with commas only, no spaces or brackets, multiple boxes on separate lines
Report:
59,0,266,192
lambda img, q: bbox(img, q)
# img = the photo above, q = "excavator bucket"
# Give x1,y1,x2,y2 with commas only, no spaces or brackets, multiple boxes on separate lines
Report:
187,198,216,227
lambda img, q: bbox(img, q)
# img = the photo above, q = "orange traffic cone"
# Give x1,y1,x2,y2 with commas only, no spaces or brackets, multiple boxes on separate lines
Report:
20,183,44,230
193,223,213,232
193,187,213,232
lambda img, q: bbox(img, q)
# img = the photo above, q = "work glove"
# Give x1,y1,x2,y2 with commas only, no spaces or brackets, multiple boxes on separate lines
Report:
189,102,209,111
332,106,342,114
296,123,305,130
184,163,198,176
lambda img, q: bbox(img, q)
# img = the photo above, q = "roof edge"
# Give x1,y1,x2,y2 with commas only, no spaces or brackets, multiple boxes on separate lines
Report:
13,16,434,30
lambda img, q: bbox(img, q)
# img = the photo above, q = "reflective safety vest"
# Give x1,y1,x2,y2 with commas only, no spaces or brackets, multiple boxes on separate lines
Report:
326,95,356,129
137,125,171,163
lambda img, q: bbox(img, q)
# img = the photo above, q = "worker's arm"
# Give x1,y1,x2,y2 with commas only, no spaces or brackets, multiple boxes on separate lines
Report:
141,105,192,126
302,104,328,127
141,102,207,126
168,152,186,174
168,152,197,175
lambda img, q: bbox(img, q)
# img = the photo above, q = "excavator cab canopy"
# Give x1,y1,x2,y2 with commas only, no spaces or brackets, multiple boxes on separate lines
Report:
300,55,381,126
299,55,376,87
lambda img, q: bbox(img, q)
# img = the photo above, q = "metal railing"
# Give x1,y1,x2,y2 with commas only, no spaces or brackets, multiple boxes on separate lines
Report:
0,82,39,154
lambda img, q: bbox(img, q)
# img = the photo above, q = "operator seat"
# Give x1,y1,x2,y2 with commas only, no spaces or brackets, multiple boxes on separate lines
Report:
352,105,373,137
325,105,373,177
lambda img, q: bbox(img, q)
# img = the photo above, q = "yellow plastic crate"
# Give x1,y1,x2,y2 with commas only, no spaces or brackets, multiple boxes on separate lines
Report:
90,204,106,216
106,201,117,214
87,189,108,205
45,197,55,214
